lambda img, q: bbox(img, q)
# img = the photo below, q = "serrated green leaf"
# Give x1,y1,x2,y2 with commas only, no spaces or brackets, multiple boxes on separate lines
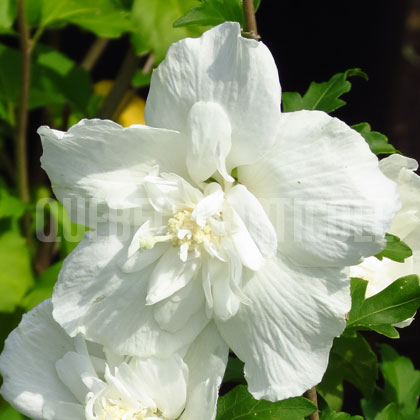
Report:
174,0,260,28
0,229,34,312
381,345,420,416
347,276,420,337
0,404,25,420
130,0,207,63
0,0,17,34
32,0,132,37
375,233,412,263
373,403,404,420
216,385,316,420
282,68,368,113
21,260,62,310
352,123,397,155
222,356,245,383
318,334,377,405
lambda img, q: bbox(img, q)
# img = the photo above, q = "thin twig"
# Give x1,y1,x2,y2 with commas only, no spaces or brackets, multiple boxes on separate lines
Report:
243,0,260,40
97,47,141,120
81,38,109,72
16,0,34,248
305,387,320,420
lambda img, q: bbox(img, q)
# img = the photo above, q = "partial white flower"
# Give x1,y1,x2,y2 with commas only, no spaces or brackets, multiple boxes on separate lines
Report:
39,22,400,400
350,154,420,326
0,300,228,420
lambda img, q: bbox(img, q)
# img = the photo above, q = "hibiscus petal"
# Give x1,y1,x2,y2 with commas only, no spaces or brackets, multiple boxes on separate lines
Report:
153,275,207,333
129,356,188,419
239,110,401,267
181,322,229,420
39,119,189,227
214,254,351,401
186,101,233,183
0,300,79,420
52,228,207,358
226,184,277,259
145,22,281,169
146,247,201,305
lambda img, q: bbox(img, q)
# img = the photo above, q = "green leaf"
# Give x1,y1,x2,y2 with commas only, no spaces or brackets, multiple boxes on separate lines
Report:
347,276,420,338
132,69,152,88
282,68,368,113
373,403,404,420
375,233,412,263
0,229,34,312
380,344,420,416
174,0,260,28
0,185,26,219
222,356,245,383
320,408,364,420
318,334,377,406
29,0,132,37
130,0,207,63
216,385,316,420
0,0,17,34
0,43,92,113
0,405,25,420
21,260,62,310
352,123,397,155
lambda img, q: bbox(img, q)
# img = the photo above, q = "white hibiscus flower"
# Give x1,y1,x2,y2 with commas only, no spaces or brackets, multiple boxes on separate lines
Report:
38,22,400,400
0,300,227,420
350,154,420,326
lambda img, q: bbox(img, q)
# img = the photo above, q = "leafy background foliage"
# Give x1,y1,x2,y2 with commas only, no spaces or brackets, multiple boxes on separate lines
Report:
1,0,420,419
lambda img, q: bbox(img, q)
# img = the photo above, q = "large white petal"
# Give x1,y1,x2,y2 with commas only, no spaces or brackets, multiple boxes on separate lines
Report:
181,322,229,420
186,101,232,183
39,119,189,227
52,227,207,358
240,110,401,267
128,356,188,419
145,22,281,169
226,184,277,259
0,300,81,420
215,254,351,401
146,247,201,305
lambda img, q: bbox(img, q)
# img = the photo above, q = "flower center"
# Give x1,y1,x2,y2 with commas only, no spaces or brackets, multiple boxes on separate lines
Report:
167,209,212,249
88,394,165,420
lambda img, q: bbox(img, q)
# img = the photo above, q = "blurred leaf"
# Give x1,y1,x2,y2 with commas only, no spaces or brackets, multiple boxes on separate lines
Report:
282,68,368,113
173,0,260,28
27,0,132,37
380,345,420,416
222,356,245,384
0,185,26,219
0,229,34,312
0,404,25,420
0,0,17,34
0,43,92,113
216,385,316,420
373,403,404,420
130,0,207,63
320,407,364,420
347,276,420,338
318,334,377,409
21,261,62,310
132,69,151,88
375,233,412,263
352,123,397,155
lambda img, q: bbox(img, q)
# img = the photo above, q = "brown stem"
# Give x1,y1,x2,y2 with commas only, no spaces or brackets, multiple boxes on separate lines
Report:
305,387,319,420
97,47,141,120
81,38,109,72
243,0,260,40
16,0,34,247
